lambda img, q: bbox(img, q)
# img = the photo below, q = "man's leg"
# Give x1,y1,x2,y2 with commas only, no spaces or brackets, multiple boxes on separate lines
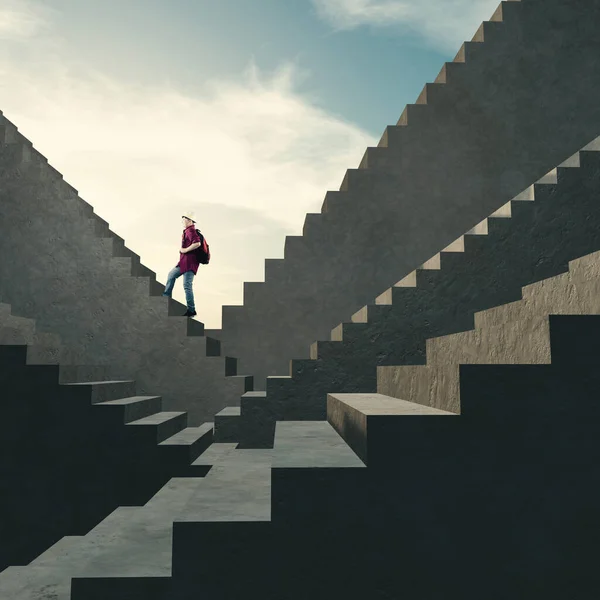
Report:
182,271,196,315
162,265,182,297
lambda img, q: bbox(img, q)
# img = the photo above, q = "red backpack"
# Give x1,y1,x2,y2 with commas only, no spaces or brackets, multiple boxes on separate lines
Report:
194,229,211,265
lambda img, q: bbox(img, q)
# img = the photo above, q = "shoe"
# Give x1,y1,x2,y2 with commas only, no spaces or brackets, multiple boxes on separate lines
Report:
183,310,197,317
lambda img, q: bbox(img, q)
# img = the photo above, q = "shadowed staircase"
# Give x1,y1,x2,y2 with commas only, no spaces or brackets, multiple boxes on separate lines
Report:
4,236,600,596
4,1,600,597
0,303,232,570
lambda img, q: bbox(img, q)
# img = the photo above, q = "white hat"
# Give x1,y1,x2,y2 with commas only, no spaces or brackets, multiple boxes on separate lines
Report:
182,213,196,223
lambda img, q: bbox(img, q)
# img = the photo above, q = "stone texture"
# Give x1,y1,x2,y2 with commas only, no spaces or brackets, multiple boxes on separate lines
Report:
218,0,600,390
378,248,600,412
233,139,600,448
0,116,253,426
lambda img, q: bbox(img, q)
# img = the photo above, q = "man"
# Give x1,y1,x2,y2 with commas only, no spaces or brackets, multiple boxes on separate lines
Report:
162,214,202,317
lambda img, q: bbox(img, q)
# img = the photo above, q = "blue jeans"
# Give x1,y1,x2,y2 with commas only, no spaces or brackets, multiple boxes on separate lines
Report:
162,265,195,311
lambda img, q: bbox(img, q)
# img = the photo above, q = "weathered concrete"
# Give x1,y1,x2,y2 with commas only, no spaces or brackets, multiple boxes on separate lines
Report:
326,392,454,464
378,248,600,411
0,334,213,573
0,446,274,599
218,0,600,389
0,115,253,425
231,141,600,448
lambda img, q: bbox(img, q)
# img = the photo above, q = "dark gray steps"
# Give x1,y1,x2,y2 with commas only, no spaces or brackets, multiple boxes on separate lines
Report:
327,393,455,465
3,445,273,599
169,421,363,598
95,395,164,424
126,411,188,444
264,258,285,283
213,407,241,442
158,422,214,472
237,391,273,449
60,380,138,405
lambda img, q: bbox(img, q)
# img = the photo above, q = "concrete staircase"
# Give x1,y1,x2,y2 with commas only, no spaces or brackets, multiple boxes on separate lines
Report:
0,302,232,571
0,421,365,599
378,248,600,411
212,134,600,448
6,246,600,599
215,0,600,390
0,113,253,425
172,251,600,597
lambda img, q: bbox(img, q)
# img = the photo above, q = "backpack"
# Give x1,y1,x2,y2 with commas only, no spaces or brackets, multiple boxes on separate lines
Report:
194,229,211,264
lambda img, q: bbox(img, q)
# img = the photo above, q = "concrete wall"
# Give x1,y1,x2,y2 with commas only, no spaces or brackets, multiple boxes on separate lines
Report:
217,0,600,388
0,116,252,425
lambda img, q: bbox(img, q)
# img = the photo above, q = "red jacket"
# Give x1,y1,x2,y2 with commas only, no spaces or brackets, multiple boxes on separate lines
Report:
178,225,202,275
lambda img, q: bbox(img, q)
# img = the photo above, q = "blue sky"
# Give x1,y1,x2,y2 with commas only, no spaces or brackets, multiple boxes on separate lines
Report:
0,0,501,327
39,0,456,132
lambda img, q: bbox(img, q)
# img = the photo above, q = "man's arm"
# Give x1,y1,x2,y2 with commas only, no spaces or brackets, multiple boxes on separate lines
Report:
182,242,201,253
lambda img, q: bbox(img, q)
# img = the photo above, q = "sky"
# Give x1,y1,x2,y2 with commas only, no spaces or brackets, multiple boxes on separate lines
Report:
0,0,502,328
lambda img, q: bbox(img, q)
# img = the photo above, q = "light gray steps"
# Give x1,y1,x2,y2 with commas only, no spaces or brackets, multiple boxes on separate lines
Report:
0,309,36,336
377,249,600,413
190,442,238,467
269,421,367,526
0,450,272,598
0,565,72,600
272,420,366,470
327,393,455,465
1,428,360,598
178,448,273,522
29,536,83,566
159,422,213,447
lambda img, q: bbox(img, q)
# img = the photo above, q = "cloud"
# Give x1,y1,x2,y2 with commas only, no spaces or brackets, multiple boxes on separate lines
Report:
0,1,375,328
311,0,503,52
0,0,52,39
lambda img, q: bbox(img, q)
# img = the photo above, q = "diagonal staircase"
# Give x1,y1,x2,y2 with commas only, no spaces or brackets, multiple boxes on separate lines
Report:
0,114,253,426
377,248,600,411
0,303,229,571
213,134,600,448
215,0,600,391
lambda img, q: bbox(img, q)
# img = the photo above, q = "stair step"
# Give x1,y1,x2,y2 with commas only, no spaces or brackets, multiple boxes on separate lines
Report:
190,442,238,467
0,565,71,600
29,536,83,566
273,421,366,469
214,407,241,442
0,315,35,336
179,448,273,522
327,393,454,465
159,423,213,446
158,423,214,465
61,380,137,404
127,411,188,443
94,395,163,423
269,421,367,527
